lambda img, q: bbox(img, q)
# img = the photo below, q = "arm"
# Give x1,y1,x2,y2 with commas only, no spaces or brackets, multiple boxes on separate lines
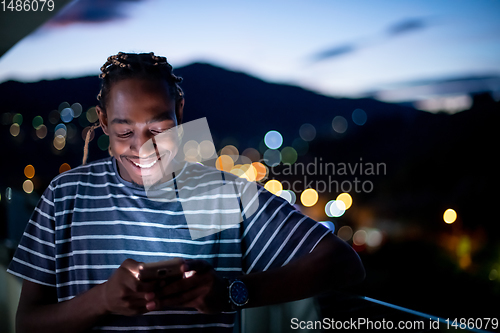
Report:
154,232,365,312
16,259,157,333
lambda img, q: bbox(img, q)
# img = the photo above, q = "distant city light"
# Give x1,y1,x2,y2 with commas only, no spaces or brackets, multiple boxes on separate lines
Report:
36,124,47,139
263,149,281,167
242,147,260,162
23,180,34,194
443,208,457,224
12,113,23,125
332,116,348,134
32,115,44,129
264,130,283,149
326,200,346,217
98,134,110,151
299,123,316,141
336,192,353,210
221,145,239,161
279,189,296,205
24,165,35,179
353,229,368,246
300,188,318,207
71,103,83,118
9,123,20,137
280,146,298,165
352,108,367,126
59,163,71,174
251,162,267,181
264,179,283,196
215,155,234,171
86,107,99,123
337,225,353,241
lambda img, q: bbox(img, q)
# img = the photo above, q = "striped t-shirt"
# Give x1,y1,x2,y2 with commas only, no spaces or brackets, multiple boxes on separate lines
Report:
8,156,330,332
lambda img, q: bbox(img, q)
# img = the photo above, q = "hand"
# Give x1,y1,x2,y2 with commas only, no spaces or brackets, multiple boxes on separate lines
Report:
101,258,157,316
152,259,231,314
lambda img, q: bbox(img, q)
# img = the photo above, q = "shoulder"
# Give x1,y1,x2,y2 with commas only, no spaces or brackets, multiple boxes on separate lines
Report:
48,157,118,195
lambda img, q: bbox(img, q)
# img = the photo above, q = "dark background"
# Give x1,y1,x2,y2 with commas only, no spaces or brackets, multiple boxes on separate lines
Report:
1,63,499,321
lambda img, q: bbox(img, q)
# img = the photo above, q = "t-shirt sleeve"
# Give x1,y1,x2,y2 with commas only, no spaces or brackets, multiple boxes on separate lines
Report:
240,185,331,274
7,184,57,287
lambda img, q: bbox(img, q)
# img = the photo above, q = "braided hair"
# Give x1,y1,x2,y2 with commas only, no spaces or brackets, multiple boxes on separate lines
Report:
83,52,184,165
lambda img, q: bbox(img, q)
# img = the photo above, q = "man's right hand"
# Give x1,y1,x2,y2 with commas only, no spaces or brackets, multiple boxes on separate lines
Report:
101,258,157,316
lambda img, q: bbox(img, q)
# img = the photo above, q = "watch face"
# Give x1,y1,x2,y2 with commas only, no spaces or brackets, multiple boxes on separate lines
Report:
230,280,249,306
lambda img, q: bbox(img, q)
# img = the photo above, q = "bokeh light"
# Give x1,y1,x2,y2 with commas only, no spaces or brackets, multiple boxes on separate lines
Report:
71,103,83,118
23,180,34,194
300,188,318,207
326,200,346,217
32,116,43,129
86,107,99,123
12,113,23,125
443,208,457,224
281,146,298,165
352,108,367,126
60,107,74,123
263,149,281,167
215,155,234,171
353,229,368,246
366,229,383,247
58,101,70,112
24,165,35,179
264,130,283,149
10,123,20,137
242,147,260,162
55,123,67,137
36,124,47,139
82,126,96,142
59,163,71,174
199,140,216,159
332,116,348,134
336,192,352,210
299,123,316,141
264,179,283,196
221,145,239,162
53,135,66,150
98,134,110,151
337,225,353,241
5,187,12,201
252,162,267,181
279,189,296,205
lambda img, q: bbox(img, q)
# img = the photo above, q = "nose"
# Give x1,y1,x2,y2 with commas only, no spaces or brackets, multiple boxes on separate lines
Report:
131,131,156,157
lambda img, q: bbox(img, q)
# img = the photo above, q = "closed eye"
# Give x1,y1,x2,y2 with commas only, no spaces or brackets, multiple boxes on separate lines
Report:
117,132,133,138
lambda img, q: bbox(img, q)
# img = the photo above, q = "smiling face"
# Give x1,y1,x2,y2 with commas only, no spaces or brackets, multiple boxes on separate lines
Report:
96,78,184,186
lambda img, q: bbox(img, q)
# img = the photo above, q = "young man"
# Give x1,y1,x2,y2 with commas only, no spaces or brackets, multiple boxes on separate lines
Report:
8,52,365,332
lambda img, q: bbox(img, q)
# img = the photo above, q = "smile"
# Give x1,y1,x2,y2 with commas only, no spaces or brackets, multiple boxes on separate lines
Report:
132,159,158,169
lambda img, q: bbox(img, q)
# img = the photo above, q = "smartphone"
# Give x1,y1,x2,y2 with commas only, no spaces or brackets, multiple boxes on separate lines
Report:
138,258,184,283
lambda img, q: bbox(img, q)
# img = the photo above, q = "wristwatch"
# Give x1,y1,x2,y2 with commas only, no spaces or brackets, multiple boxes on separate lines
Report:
227,279,249,309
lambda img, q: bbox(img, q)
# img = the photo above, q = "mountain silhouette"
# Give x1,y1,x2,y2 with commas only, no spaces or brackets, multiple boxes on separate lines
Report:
0,63,498,235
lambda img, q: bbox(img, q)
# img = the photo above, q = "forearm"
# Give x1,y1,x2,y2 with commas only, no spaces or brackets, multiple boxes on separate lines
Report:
17,283,108,333
239,234,365,308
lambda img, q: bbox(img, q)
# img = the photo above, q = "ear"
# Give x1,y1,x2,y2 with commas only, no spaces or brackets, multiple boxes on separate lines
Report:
175,98,184,125
96,105,109,135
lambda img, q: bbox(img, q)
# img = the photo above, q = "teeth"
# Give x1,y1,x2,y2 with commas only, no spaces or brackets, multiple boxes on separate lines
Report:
132,159,158,168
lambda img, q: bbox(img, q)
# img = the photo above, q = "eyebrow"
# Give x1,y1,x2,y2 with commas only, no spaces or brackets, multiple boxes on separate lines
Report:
110,112,175,125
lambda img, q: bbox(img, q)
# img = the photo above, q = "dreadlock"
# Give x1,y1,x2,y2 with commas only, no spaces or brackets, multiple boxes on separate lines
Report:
82,52,184,165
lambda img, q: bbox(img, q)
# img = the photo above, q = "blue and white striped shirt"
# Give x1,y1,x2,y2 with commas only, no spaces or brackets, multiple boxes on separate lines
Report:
8,156,330,332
